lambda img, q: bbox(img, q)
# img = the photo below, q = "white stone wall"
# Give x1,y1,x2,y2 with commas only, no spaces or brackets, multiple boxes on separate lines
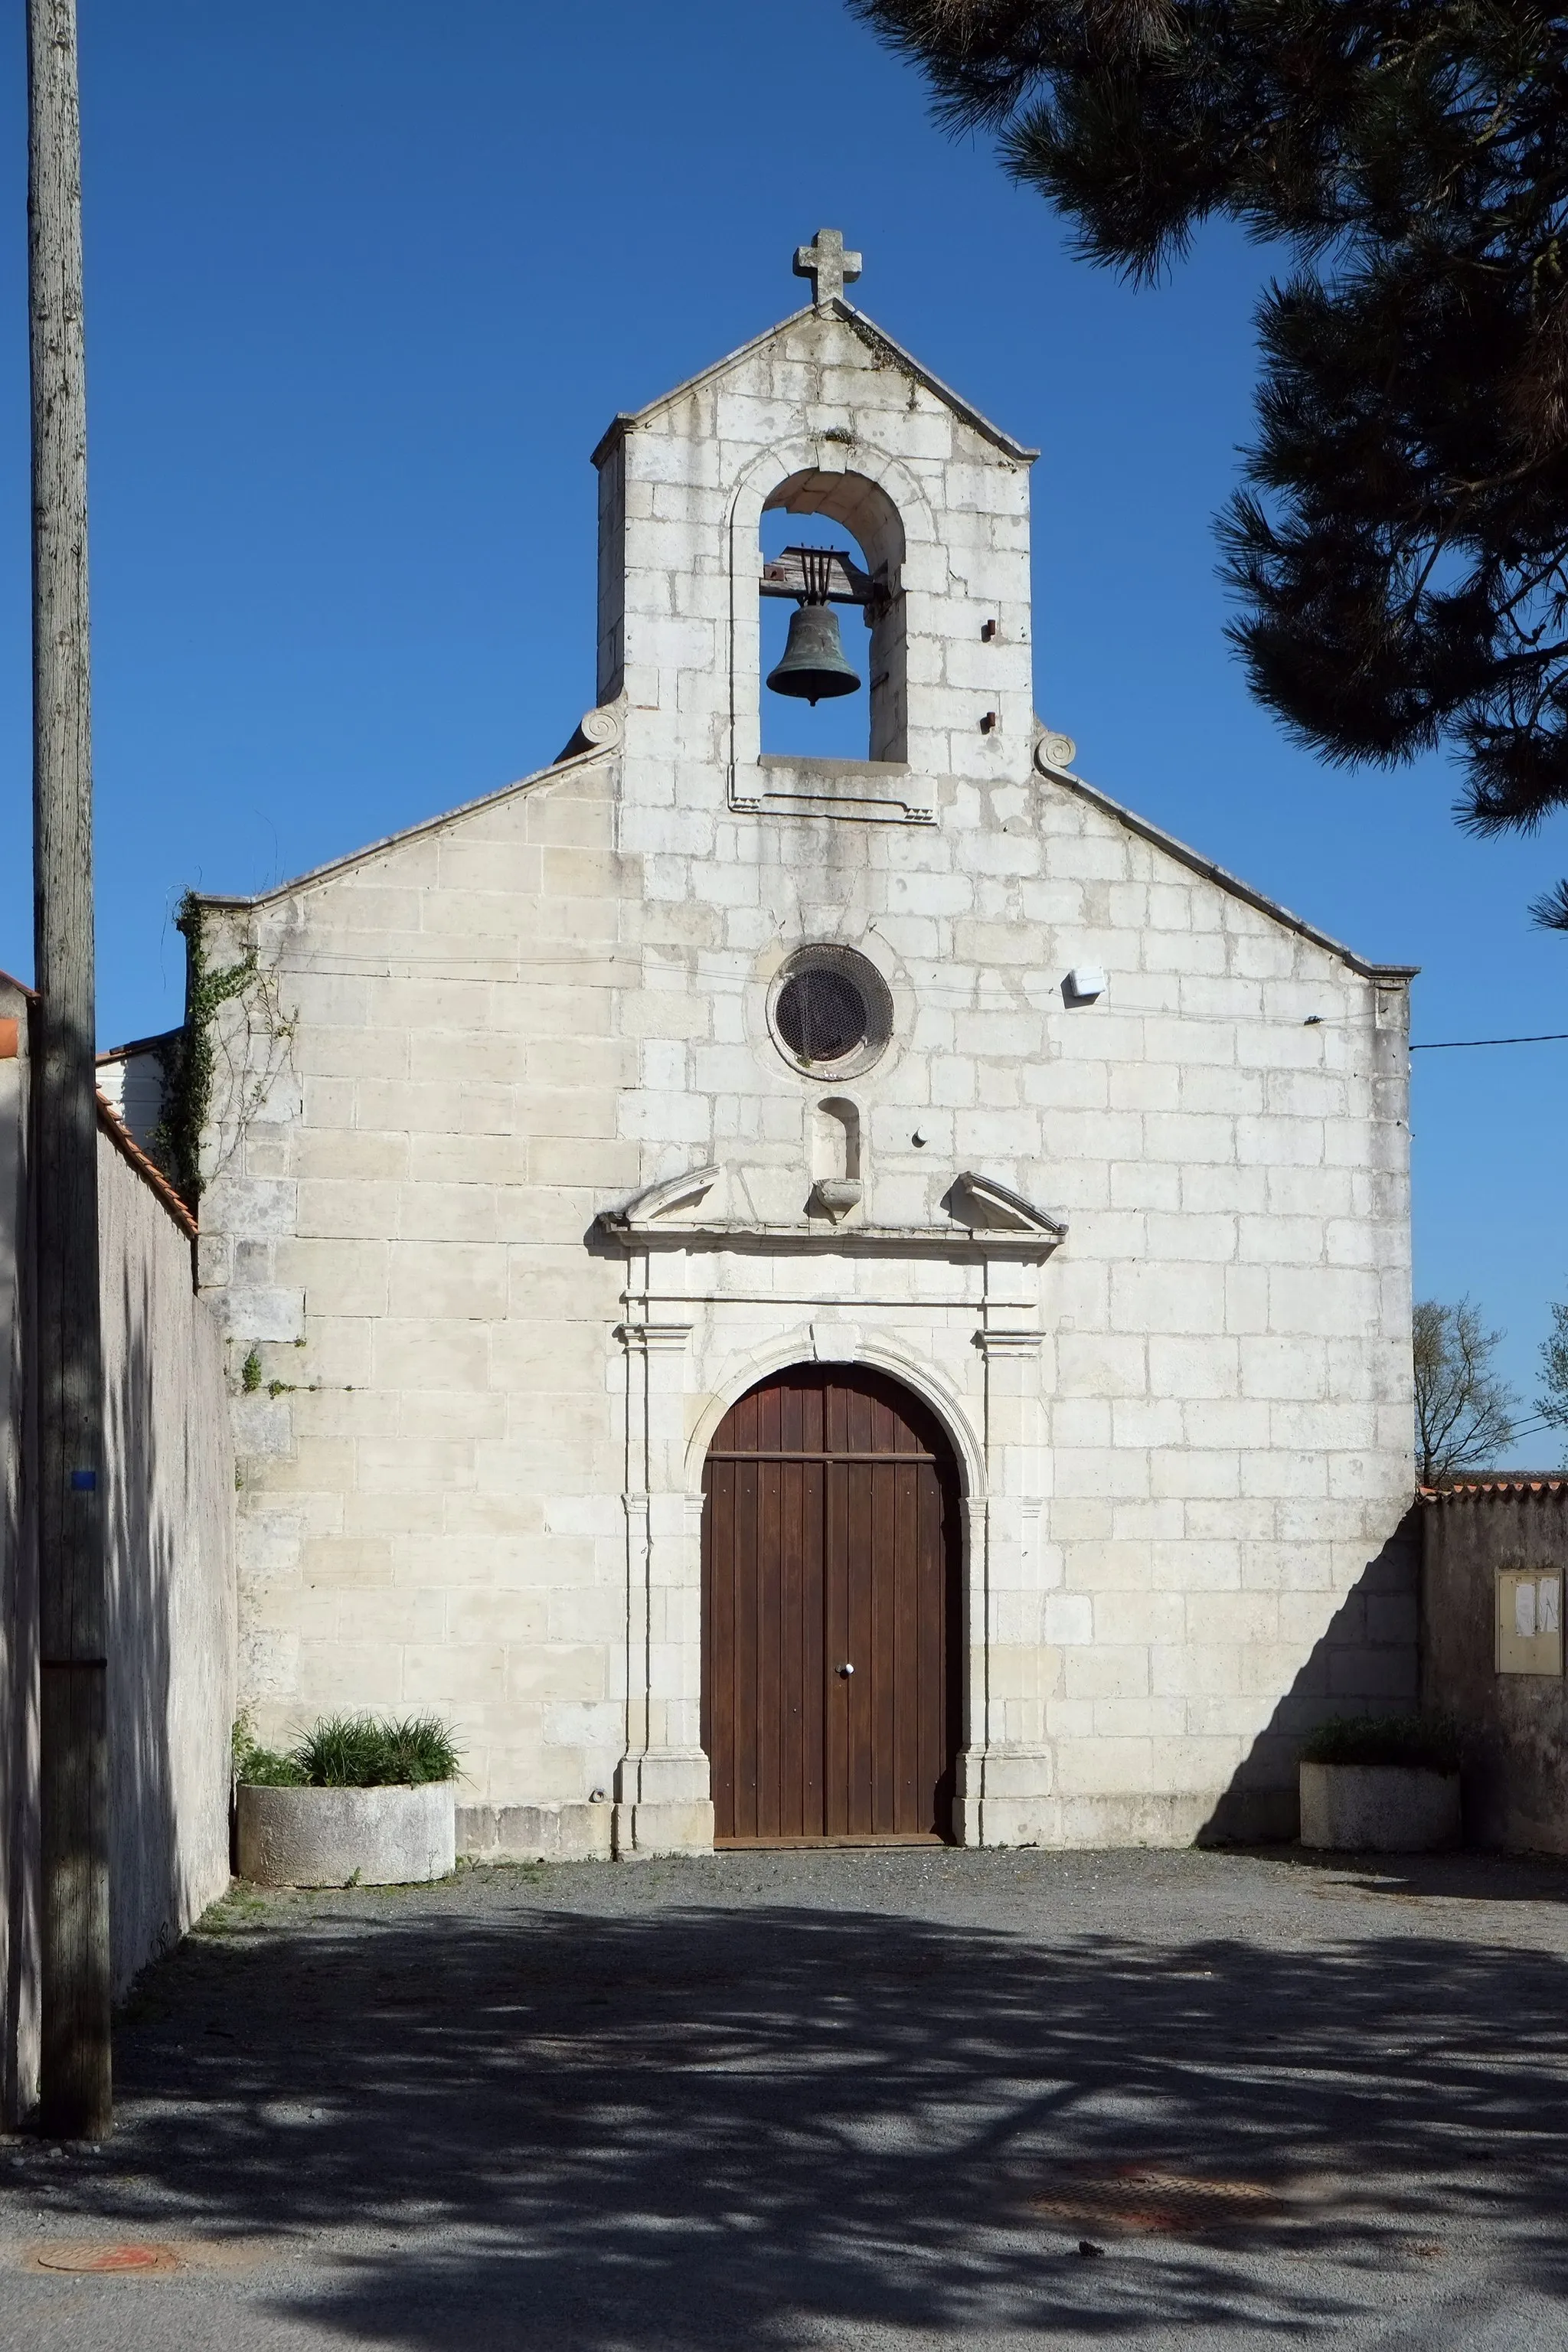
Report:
197,291,1415,1857
0,988,237,2118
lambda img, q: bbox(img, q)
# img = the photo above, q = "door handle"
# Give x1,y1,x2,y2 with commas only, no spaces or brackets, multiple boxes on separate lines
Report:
837,1662,854,1677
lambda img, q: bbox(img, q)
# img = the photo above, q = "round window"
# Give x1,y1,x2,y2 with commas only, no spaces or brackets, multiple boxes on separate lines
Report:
769,946,893,1077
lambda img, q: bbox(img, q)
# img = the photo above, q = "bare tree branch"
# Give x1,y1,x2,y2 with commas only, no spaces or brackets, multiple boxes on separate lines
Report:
1538,1299,1568,1467
1413,1298,1517,1485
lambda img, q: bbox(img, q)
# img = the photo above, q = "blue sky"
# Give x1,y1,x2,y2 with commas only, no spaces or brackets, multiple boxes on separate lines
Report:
0,2,1563,1449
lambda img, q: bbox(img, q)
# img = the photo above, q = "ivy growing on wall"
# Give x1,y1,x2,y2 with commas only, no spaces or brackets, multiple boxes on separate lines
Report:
152,891,260,1212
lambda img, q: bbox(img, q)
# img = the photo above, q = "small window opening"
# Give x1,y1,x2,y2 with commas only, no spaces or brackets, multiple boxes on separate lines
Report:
769,944,894,1079
778,965,867,1064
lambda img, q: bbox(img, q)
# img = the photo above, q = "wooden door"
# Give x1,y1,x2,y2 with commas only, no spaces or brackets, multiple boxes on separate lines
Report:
701,1364,961,1844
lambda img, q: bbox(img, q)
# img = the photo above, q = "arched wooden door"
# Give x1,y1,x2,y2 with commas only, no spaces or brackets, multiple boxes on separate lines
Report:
701,1364,962,1845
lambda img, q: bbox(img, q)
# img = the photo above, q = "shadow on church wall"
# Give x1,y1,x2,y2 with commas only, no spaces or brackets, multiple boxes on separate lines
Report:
1200,1507,1423,1844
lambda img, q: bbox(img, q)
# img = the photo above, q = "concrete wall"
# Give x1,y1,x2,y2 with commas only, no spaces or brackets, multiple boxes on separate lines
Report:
99,1116,237,1991
0,983,236,2120
194,282,1417,1856
0,977,38,2121
1423,1483,1568,1852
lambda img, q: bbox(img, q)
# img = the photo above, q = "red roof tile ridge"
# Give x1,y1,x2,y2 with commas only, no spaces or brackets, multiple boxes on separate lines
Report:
95,1089,197,1243
1421,1478,1568,1500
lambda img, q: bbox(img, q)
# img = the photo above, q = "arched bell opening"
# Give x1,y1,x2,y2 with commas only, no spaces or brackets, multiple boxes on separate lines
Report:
759,469,906,763
700,1361,962,1845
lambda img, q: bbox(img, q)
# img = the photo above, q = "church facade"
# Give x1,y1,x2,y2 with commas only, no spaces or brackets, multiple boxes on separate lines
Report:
191,235,1417,1859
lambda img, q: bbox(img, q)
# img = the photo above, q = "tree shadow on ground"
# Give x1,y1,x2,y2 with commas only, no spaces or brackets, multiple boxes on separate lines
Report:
1243,1842,1568,1906
40,1875,1568,2348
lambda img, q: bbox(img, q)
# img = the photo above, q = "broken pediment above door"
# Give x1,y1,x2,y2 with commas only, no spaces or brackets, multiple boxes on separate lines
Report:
943,1172,1067,1240
596,1162,1066,1260
605,1165,721,1231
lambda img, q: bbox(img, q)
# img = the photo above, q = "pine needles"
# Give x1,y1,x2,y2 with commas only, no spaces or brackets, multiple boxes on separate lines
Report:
851,0,1568,927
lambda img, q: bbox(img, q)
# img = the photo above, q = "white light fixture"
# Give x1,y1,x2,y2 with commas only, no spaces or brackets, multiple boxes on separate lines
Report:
1065,965,1106,1002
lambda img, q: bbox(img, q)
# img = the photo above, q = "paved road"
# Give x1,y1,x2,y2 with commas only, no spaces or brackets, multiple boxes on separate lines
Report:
2,1844,1568,2348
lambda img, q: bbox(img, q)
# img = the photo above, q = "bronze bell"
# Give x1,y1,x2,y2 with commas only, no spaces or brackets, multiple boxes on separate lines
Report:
766,596,861,705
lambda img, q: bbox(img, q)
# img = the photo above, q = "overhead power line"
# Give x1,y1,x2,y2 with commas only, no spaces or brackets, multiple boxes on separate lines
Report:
1411,1031,1568,1050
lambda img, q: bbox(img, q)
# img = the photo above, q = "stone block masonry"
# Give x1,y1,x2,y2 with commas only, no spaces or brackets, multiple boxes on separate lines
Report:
189,239,1416,1859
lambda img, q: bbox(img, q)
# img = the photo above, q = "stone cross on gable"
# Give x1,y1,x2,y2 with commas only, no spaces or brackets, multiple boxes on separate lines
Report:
794,227,862,311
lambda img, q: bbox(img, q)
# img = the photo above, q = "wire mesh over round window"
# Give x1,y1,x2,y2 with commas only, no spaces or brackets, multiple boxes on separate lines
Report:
769,946,893,1076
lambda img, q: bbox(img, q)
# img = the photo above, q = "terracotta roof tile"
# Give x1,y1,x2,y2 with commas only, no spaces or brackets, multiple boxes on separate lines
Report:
96,1089,196,1243
1421,1478,1567,1501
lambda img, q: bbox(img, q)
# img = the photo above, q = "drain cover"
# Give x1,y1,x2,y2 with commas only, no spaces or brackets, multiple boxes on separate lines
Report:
1028,2165,1284,2236
31,2242,183,2275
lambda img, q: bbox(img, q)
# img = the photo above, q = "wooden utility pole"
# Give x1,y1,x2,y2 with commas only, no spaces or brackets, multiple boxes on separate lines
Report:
28,0,110,2137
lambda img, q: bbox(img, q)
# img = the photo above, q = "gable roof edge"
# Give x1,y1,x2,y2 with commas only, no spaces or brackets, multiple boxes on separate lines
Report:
195,706,623,916
1034,736,1418,984
98,1027,181,1067
593,300,1036,469
837,305,1038,461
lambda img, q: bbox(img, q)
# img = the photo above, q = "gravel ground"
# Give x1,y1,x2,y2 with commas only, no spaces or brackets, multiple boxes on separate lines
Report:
2,1842,1568,2349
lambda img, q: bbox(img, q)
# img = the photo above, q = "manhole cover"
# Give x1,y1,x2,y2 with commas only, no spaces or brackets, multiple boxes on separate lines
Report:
30,2242,183,2275
1027,2166,1285,2236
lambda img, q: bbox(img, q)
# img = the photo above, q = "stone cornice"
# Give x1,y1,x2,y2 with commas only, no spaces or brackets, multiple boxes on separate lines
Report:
975,1328,1045,1357
596,1216,1063,1263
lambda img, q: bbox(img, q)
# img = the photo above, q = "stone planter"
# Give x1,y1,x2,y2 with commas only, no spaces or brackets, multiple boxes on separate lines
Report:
237,1781,456,1888
1299,1762,1460,1854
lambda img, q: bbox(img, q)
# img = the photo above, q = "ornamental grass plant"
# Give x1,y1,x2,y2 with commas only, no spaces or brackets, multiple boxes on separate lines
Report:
1300,1713,1462,1775
234,1712,460,1788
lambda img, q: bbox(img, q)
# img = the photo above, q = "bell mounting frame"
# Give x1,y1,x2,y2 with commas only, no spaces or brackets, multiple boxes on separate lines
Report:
760,544,890,622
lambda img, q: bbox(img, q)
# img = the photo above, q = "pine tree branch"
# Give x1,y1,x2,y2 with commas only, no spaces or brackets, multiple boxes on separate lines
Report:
854,0,1568,918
